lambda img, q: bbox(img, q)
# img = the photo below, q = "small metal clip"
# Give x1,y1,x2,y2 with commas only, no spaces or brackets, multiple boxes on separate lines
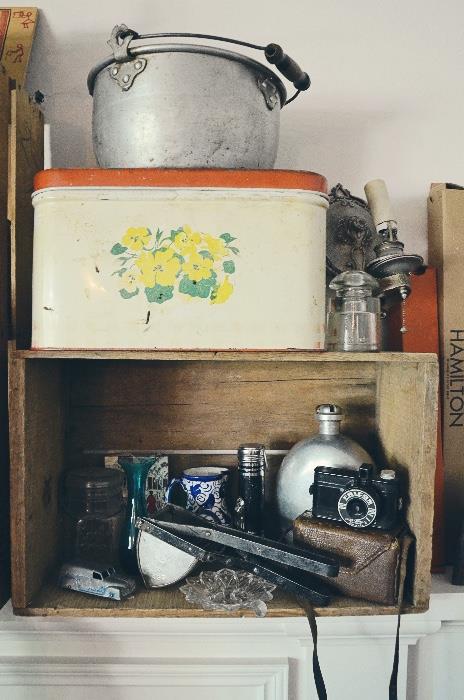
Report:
107,24,137,62
108,57,147,91
257,76,279,110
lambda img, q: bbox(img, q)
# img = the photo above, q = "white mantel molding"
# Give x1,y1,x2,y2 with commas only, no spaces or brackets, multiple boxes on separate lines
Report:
0,575,463,700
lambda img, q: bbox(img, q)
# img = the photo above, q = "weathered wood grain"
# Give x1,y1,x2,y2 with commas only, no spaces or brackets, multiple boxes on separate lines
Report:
9,351,65,607
376,360,439,606
18,580,426,618
9,87,43,349
15,348,437,363
0,68,10,608
67,360,377,454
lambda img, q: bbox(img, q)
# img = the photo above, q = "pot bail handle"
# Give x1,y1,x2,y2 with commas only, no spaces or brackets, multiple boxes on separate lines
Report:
264,43,310,91
107,26,310,104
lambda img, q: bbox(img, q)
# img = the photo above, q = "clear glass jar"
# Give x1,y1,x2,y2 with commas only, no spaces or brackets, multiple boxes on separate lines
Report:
326,270,381,351
62,467,124,564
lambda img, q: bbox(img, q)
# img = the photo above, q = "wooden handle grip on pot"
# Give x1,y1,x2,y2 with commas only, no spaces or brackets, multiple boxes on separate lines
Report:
265,43,310,91
364,179,397,227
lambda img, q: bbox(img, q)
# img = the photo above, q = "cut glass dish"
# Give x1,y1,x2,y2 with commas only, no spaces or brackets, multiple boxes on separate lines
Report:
179,568,276,617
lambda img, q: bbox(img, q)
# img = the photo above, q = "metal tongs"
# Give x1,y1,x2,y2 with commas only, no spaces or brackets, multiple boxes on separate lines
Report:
136,505,339,606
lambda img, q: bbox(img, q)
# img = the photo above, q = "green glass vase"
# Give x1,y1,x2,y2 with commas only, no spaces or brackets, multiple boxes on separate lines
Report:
118,456,155,574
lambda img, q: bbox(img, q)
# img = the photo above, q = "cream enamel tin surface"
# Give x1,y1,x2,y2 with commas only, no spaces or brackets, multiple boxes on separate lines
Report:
32,176,327,350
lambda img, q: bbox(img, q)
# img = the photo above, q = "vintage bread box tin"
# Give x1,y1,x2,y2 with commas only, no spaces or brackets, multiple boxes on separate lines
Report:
31,169,328,350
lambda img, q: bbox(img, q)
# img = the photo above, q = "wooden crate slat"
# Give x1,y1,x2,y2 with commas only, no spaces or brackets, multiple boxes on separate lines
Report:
0,67,10,608
18,581,426,618
9,86,43,349
8,350,27,607
16,348,438,363
376,360,439,606
67,360,376,454
9,355,65,607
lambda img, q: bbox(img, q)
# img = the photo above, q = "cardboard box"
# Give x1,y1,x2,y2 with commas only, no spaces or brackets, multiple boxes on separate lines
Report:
387,268,445,569
428,183,464,560
0,7,37,84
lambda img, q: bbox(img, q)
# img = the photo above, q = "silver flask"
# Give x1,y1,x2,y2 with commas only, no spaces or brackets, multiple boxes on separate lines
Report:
276,404,374,531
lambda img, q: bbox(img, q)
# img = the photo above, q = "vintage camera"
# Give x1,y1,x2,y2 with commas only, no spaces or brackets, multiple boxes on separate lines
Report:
309,464,402,530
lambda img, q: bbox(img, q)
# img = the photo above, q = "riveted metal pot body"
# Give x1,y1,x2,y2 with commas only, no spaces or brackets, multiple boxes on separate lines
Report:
90,45,285,168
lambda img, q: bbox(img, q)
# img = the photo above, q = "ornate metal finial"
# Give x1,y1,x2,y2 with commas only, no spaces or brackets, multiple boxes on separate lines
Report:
326,184,381,277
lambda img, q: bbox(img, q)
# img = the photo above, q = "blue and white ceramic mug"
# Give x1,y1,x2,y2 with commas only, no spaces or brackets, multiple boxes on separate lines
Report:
165,467,231,525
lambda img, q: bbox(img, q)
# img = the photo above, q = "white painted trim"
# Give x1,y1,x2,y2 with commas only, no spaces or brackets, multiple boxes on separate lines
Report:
0,658,288,700
0,576,462,699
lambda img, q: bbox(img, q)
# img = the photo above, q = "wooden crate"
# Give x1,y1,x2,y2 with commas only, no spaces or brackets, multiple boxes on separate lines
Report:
8,348,438,617
0,71,43,607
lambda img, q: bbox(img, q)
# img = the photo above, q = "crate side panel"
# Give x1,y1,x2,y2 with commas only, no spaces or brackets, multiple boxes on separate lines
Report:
67,360,377,454
8,351,26,607
376,360,439,606
0,69,10,607
9,356,65,606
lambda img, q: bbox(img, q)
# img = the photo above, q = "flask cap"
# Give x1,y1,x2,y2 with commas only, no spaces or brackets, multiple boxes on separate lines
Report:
315,404,343,435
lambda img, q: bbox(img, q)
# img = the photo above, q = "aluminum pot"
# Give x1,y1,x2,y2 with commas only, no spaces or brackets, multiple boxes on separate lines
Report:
88,26,311,169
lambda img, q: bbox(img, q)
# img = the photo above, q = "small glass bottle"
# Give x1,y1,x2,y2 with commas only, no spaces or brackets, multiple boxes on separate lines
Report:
235,444,266,535
62,467,124,564
326,270,381,351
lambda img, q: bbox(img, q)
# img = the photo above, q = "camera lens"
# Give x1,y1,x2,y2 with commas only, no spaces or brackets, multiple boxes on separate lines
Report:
345,498,368,519
338,488,377,528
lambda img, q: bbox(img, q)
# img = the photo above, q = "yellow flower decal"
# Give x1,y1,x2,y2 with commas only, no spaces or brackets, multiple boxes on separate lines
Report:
121,266,139,293
173,225,202,255
210,276,234,305
202,233,228,260
121,227,151,251
136,249,181,287
111,226,239,305
182,251,214,282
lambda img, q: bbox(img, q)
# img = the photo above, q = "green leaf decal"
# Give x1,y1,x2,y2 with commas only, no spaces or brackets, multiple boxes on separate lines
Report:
179,275,216,299
170,227,183,241
219,233,236,244
223,260,235,273
112,267,128,277
229,246,239,255
173,253,185,264
111,243,128,255
155,228,163,242
119,288,139,299
145,284,174,304
199,249,214,260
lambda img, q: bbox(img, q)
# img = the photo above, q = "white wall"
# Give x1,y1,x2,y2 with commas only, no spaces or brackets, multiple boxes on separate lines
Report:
17,0,464,261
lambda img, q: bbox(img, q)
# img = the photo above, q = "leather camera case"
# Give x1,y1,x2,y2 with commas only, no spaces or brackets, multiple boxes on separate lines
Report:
293,512,412,605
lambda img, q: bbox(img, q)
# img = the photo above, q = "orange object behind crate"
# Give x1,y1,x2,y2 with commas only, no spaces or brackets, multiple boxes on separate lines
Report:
388,267,445,570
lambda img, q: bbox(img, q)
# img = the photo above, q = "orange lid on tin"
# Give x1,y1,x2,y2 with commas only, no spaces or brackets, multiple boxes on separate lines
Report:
33,168,328,195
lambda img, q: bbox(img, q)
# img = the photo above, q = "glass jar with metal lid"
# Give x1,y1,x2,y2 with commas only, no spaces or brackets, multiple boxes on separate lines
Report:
62,467,125,564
